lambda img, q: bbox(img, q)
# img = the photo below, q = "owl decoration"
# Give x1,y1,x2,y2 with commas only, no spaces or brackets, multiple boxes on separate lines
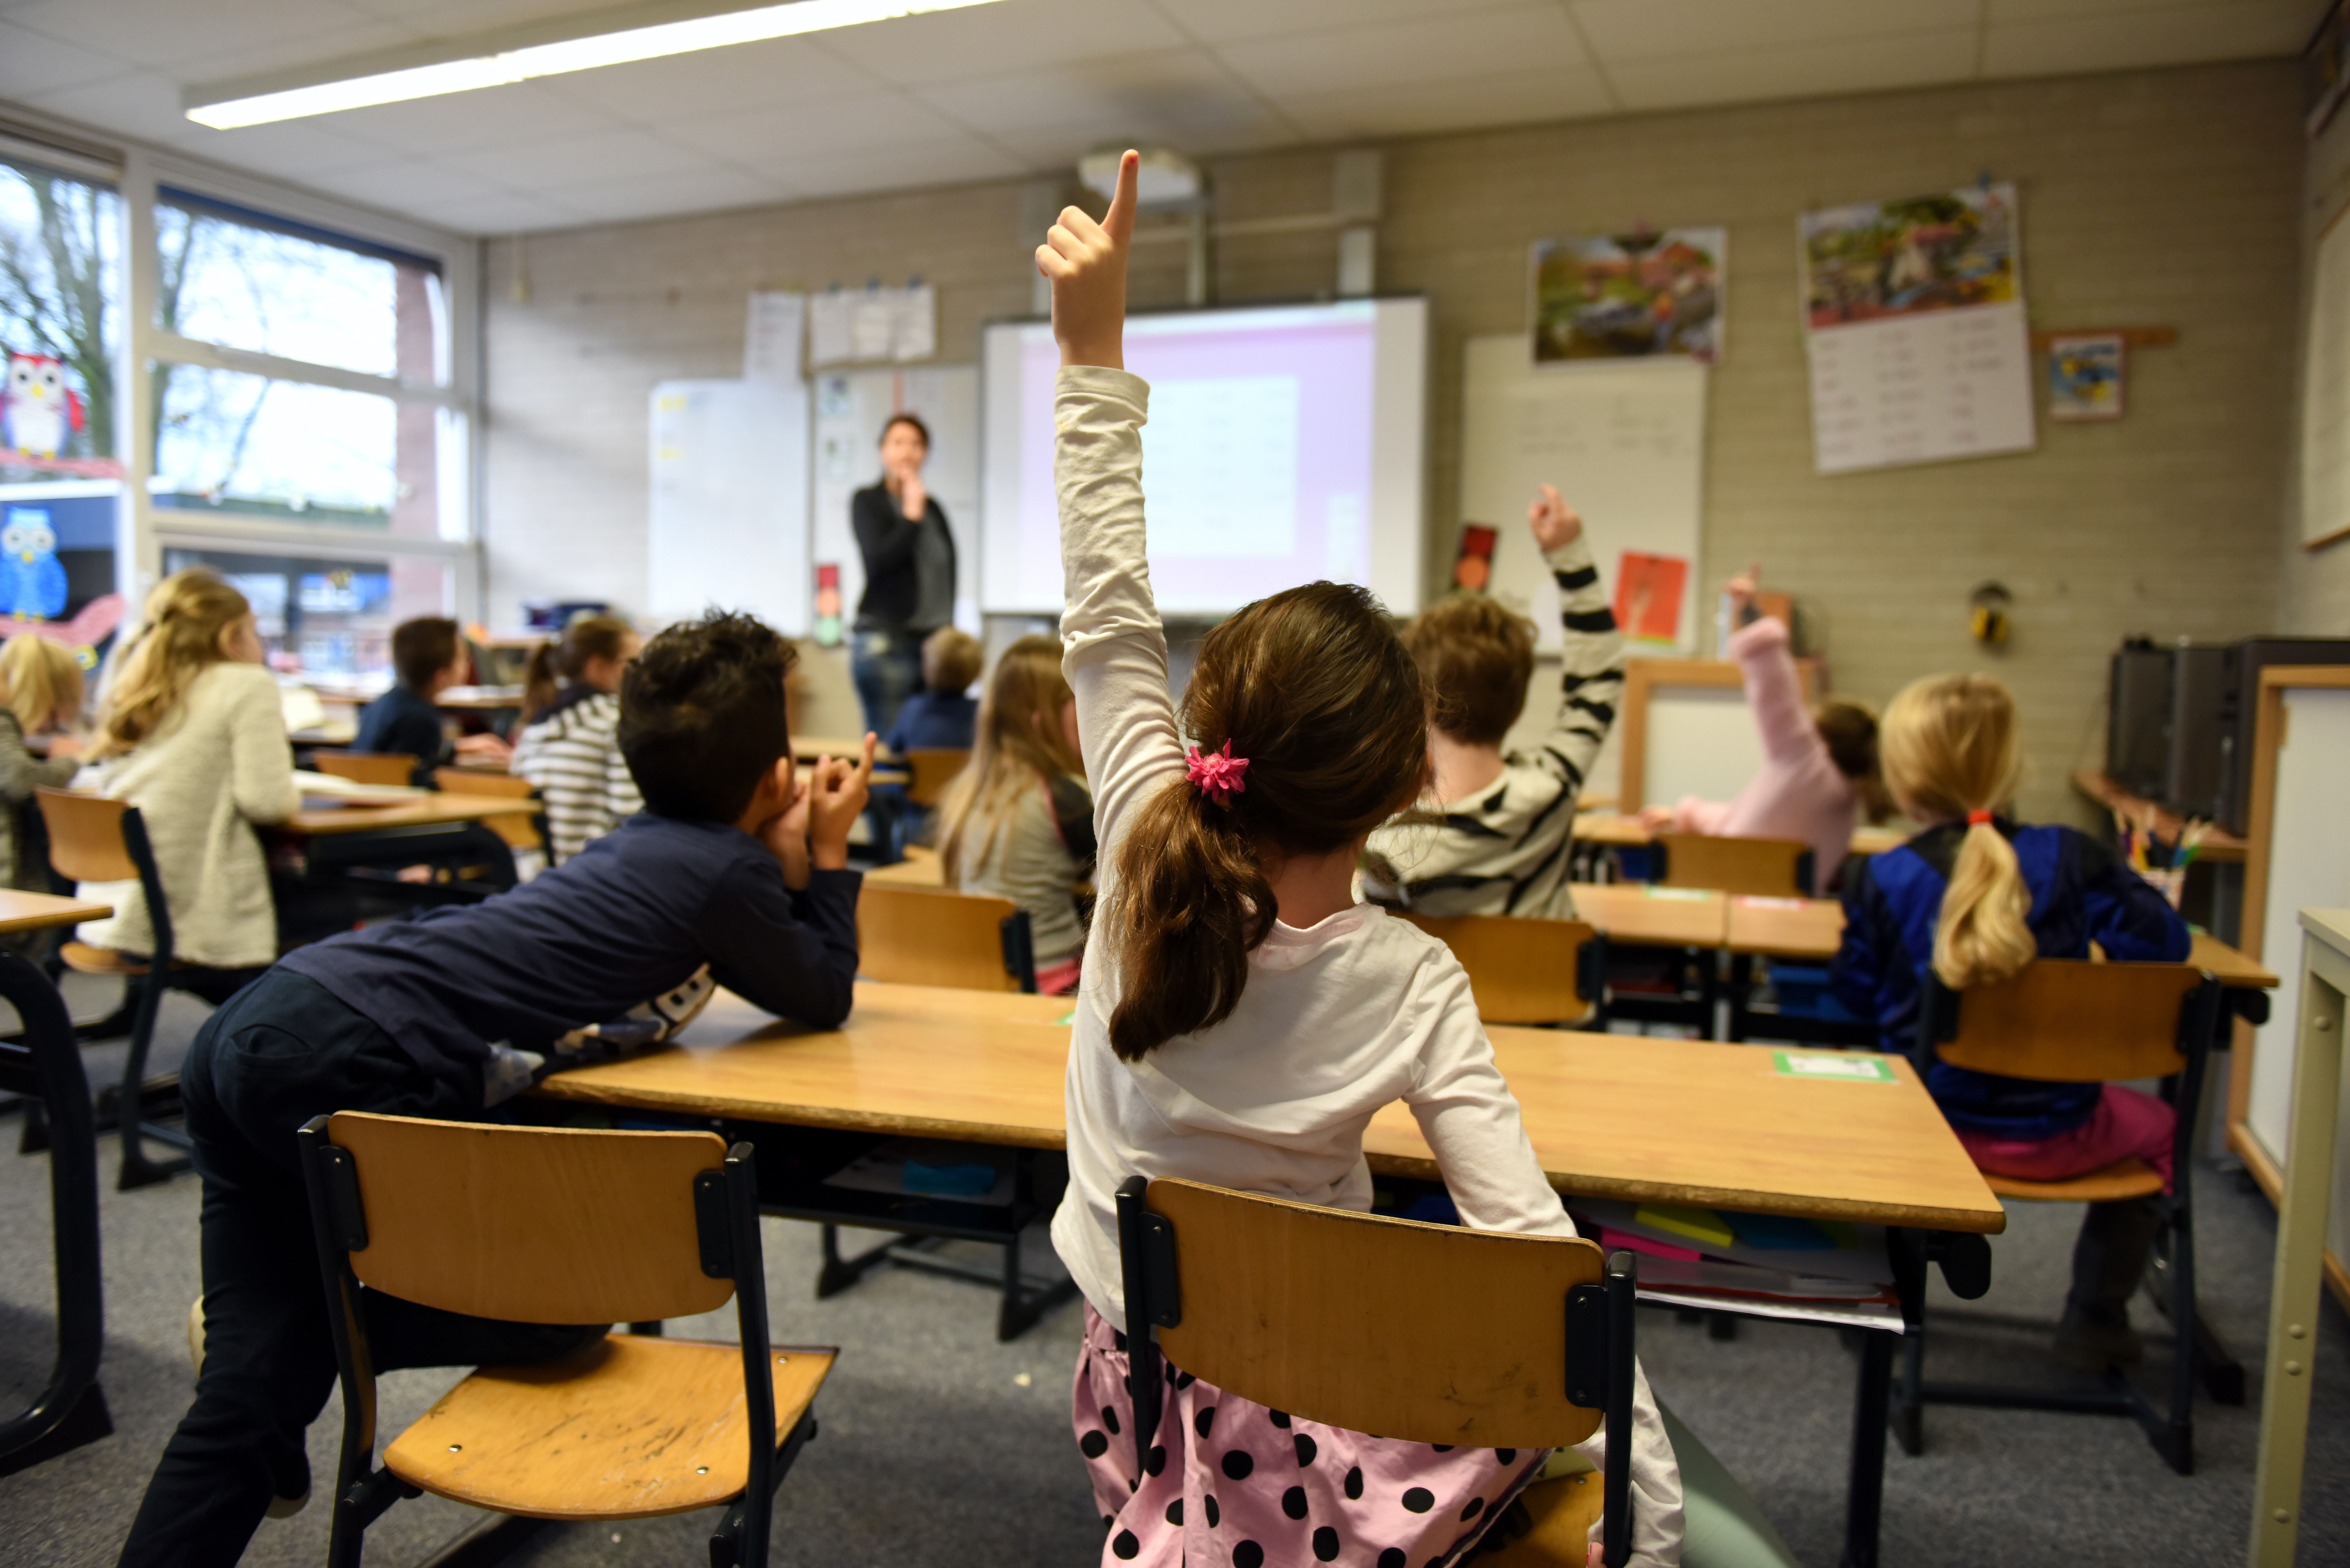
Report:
3,352,84,461
1,508,68,621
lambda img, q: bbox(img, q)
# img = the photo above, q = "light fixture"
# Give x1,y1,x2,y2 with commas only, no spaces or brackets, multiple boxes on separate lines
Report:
186,0,1008,130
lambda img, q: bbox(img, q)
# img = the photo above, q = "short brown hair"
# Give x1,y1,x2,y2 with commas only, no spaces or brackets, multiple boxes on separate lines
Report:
618,610,797,823
1402,594,1536,747
921,626,982,693
1814,697,1894,824
391,617,460,691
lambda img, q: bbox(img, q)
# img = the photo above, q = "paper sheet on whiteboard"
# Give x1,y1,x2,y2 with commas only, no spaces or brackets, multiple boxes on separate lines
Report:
1458,339,1706,652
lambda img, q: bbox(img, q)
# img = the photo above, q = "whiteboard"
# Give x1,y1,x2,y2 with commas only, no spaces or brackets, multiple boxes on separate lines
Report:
1458,339,1705,652
1643,687,1769,808
2302,206,2350,547
647,379,810,635
2245,685,2350,1265
811,364,979,633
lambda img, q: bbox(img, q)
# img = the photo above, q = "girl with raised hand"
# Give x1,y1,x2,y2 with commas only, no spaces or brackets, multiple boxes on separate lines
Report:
1038,150,1682,1568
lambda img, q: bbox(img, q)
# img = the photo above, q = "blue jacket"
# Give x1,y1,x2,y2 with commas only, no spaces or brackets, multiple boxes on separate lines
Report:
884,691,977,755
353,683,448,786
1831,819,2188,1139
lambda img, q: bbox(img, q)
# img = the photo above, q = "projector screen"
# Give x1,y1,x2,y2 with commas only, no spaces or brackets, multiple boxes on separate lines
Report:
981,298,1427,618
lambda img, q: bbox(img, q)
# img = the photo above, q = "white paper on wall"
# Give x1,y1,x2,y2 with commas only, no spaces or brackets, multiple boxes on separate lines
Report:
809,293,854,367
743,290,804,385
895,283,936,362
1806,302,2036,475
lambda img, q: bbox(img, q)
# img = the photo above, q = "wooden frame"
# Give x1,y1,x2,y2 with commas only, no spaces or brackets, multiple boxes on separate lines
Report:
1617,657,1818,811
2228,664,2350,1313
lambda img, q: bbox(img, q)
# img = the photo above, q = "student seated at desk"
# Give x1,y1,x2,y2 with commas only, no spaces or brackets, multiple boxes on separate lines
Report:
1361,484,1626,918
74,571,299,1002
1832,673,2188,1370
511,613,642,864
1638,565,1892,892
115,610,873,1568
1036,155,1681,1568
883,625,982,754
937,633,1094,995
353,615,510,784
0,633,86,891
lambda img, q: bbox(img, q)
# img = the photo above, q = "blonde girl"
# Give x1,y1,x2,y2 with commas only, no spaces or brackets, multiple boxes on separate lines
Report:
1036,152,1682,1568
511,614,643,864
77,571,299,990
936,634,1093,995
1831,673,2189,1369
0,634,86,889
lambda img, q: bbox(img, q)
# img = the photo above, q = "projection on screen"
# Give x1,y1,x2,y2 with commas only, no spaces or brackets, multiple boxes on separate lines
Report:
981,298,1428,617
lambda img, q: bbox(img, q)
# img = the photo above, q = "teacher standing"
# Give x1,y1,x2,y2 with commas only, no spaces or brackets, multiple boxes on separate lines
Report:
851,411,957,740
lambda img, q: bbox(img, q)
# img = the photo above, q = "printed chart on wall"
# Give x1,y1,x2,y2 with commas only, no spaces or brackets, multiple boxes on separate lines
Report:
1800,184,2035,475
2301,200,2350,548
1459,335,1705,652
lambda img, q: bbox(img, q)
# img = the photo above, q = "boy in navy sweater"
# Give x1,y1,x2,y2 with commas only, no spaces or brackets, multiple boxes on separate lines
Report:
118,611,873,1568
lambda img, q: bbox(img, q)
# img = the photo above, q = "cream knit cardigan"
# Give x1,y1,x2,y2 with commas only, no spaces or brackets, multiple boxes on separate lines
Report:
75,661,301,968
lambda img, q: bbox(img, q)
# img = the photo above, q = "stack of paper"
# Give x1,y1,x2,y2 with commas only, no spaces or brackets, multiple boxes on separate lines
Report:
1569,1197,1902,1330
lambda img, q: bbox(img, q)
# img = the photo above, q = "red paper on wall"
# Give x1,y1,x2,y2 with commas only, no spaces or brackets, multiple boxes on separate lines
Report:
1614,552,1688,644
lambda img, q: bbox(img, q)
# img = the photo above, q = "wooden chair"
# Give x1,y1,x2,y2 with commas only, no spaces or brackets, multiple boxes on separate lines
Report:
856,884,1035,993
1895,959,2227,1474
1650,832,1814,898
298,1112,833,1568
313,751,418,787
1400,911,1606,1026
432,767,543,854
1116,1176,1641,1565
901,748,969,809
36,788,190,1190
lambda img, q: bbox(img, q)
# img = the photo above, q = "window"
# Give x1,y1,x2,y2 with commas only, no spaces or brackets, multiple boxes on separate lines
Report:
1,155,119,474
163,546,455,681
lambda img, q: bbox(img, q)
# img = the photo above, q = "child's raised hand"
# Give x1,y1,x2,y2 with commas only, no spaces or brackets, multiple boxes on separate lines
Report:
1037,148,1137,370
806,732,877,871
1528,483,1584,552
1724,562,1759,611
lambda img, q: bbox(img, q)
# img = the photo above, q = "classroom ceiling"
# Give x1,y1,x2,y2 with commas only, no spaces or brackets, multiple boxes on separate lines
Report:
0,0,2330,236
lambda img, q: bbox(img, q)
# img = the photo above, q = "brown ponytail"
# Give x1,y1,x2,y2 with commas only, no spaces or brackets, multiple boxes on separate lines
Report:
1815,696,1895,825
1879,674,2035,989
1105,581,1429,1060
525,613,635,720
522,642,559,721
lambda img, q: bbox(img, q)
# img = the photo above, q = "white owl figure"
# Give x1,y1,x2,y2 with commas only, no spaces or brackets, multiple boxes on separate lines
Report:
3,352,84,461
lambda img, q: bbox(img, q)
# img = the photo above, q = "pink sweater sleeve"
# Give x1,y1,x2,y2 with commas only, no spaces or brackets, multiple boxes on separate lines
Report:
1728,615,1817,767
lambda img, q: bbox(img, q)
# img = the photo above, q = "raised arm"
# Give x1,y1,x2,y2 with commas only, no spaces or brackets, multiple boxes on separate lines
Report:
1722,568,1814,767
1524,487,1626,796
1039,151,1184,863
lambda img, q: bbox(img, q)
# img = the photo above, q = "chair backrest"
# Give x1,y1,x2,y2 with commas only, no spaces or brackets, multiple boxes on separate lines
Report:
1922,958,2214,1083
316,750,417,787
857,883,1034,992
433,768,542,851
1400,911,1601,1025
322,1112,735,1324
1653,832,1814,897
903,748,969,808
35,788,136,884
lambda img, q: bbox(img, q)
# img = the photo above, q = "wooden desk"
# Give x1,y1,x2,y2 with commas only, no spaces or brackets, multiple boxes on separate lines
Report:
0,890,110,931
867,850,947,887
436,685,525,713
286,794,536,836
795,735,896,763
1569,883,1725,947
2070,769,2247,864
1573,813,1904,858
289,722,358,748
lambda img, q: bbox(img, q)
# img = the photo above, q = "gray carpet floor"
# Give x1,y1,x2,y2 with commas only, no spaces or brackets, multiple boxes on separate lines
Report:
2,980,2346,1566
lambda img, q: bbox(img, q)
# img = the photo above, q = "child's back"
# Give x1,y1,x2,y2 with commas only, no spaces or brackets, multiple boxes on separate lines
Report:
511,614,644,862
0,633,83,890
884,625,982,754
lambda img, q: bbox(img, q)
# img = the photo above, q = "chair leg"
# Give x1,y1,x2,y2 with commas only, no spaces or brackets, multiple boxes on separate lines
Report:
1892,1319,1925,1457
2155,1203,2197,1475
17,1095,49,1155
1706,1310,1739,1341
117,976,188,1191
2147,1224,2245,1406
814,1222,894,1298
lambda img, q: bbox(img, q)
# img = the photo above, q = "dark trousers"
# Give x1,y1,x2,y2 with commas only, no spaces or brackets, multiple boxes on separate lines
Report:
849,627,925,741
116,969,603,1568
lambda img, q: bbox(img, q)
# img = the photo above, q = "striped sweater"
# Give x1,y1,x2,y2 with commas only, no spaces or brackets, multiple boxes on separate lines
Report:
509,685,642,865
1362,533,1626,919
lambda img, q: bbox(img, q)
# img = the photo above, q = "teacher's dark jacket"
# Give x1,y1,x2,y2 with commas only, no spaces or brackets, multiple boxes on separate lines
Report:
852,482,955,629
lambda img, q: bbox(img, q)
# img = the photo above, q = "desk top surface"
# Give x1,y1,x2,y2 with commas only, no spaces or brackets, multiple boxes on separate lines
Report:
0,889,110,932
539,980,2005,1233
1568,883,1726,946
287,792,535,835
1573,814,1905,857
2069,770,2248,863
1721,894,2277,986
794,735,897,763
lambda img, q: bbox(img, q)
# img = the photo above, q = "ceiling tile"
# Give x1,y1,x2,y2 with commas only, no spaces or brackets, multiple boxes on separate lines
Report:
1983,3,2319,77
158,118,395,181
403,188,597,235
1279,62,1615,141
546,164,792,223
1149,0,1520,47
17,69,203,143
912,47,1274,135
531,34,882,122
820,0,1191,86
307,80,628,157
0,19,136,100
663,92,971,163
1569,0,1983,63
338,0,625,41
1216,3,1587,98
320,158,508,210
752,138,1027,202
1984,0,2307,17
1607,26,1982,112
441,128,717,191
11,0,394,73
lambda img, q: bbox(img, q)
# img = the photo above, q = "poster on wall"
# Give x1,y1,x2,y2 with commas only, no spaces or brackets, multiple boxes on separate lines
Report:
807,283,938,368
1530,229,1725,365
1799,183,2036,475
2047,333,2125,421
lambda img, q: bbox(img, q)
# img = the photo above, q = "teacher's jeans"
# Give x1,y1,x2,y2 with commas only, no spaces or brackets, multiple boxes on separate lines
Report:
850,626,926,742
116,969,604,1568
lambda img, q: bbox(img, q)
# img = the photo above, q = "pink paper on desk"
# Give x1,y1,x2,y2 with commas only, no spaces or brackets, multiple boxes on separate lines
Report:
1596,1225,1702,1263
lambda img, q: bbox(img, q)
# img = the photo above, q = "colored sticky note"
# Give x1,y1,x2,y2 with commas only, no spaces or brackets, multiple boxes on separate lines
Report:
1634,1203,1736,1250
1643,887,1714,902
1055,1010,1077,1026
1774,1051,1894,1082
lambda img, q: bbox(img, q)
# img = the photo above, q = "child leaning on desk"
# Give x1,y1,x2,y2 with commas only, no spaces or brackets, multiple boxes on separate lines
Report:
1830,672,2189,1371
114,610,873,1568
1036,151,1681,1568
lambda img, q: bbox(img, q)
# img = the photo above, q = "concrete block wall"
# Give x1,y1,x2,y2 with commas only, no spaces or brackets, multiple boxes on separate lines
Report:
484,59,2301,820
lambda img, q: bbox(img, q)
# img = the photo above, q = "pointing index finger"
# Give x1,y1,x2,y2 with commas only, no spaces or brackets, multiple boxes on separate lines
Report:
1102,149,1139,247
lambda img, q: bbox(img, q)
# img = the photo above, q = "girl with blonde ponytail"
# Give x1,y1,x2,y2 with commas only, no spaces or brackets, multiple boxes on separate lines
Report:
1035,152,1685,1568
1834,672,2191,1368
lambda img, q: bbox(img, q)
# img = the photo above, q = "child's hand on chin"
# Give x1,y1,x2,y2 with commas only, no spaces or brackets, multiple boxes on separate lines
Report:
1037,149,1137,370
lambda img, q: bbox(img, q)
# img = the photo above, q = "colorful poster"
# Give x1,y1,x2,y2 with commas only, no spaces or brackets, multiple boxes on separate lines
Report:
2047,333,2125,422
1615,552,1688,645
1800,184,2019,331
1532,229,1725,364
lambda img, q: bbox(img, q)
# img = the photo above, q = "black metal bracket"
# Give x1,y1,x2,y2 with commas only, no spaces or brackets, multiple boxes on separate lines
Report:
1925,1231,1992,1300
1795,849,1816,898
1001,911,1037,993
318,1145,369,1252
1564,1284,1610,1408
1138,1213,1180,1328
694,1170,733,1278
1576,933,1610,1006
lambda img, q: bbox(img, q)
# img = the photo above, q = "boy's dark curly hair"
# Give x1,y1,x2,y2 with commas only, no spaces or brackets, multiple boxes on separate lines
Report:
618,609,796,824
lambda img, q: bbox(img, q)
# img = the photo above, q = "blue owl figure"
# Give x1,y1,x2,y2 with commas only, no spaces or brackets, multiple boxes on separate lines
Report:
1,508,68,621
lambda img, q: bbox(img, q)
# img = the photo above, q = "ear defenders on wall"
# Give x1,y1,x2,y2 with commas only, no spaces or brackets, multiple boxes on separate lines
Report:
1969,581,2012,646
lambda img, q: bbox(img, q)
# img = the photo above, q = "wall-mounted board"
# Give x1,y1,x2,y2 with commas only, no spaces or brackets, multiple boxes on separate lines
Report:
1618,657,1818,812
648,379,809,635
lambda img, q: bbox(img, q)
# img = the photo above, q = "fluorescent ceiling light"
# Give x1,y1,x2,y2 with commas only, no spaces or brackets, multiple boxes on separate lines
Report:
187,0,1007,129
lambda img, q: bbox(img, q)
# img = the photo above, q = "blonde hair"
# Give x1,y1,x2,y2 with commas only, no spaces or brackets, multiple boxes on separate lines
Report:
91,570,252,759
921,626,982,693
937,635,1082,885
1880,673,2034,990
0,635,83,737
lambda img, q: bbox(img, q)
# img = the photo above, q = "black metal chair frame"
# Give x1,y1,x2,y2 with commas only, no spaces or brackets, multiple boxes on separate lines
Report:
1114,1175,1641,1567
1892,969,2229,1474
98,806,194,1189
297,1119,813,1568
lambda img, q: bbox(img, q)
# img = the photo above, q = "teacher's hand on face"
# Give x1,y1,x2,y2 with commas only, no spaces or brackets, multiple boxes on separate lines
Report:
899,464,927,524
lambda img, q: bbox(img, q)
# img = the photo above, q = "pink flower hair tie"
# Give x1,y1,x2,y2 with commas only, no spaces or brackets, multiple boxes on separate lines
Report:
1185,740,1249,806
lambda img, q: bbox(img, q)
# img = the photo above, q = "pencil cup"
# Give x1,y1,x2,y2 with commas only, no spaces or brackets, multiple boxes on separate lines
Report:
2141,867,2186,909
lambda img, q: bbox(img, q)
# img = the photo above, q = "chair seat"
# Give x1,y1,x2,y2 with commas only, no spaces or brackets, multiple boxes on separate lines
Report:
1480,1470,1604,1565
61,942,147,976
1981,1157,2164,1203
383,1333,834,1520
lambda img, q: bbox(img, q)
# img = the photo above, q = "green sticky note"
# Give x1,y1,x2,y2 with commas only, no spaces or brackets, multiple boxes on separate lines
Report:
1774,1050,1894,1082
1055,1010,1077,1026
1635,1203,1736,1250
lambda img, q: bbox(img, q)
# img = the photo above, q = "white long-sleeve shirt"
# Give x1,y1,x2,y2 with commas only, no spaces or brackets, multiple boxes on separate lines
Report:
1045,366,1681,1564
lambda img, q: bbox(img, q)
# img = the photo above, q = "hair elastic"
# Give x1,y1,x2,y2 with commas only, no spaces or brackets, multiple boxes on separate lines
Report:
1185,740,1249,806
1966,809,1994,826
